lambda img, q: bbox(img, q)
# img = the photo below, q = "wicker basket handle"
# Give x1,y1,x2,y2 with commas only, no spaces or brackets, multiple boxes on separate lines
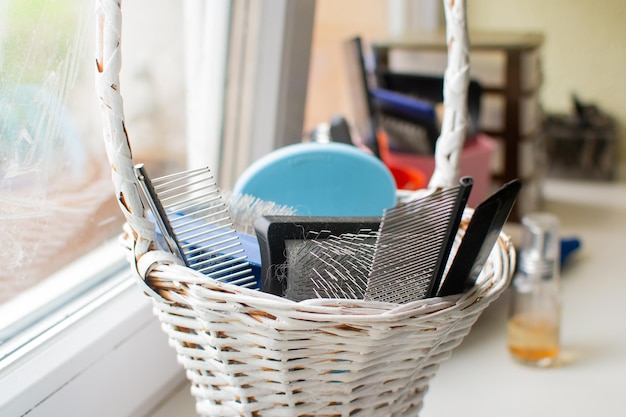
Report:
95,0,156,258
428,0,470,190
94,0,470,254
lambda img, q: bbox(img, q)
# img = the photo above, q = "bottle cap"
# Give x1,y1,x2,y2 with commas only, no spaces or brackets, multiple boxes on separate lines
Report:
519,212,560,276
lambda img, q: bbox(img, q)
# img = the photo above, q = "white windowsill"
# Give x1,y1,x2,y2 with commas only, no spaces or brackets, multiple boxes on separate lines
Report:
0,0,317,413
0,247,185,417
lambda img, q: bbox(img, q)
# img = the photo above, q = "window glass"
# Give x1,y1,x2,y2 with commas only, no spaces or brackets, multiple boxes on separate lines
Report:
0,0,185,349
0,0,111,302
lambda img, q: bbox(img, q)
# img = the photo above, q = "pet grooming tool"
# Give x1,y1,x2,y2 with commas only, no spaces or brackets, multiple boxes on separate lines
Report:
134,164,256,288
438,179,521,297
285,230,378,301
378,112,434,155
164,211,263,286
225,191,297,236
377,72,483,139
364,177,473,304
425,177,474,298
371,88,439,155
329,114,354,145
152,192,295,287
254,215,380,297
233,142,396,216
344,36,381,156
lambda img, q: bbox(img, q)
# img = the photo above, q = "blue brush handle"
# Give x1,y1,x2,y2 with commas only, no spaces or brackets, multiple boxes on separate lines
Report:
370,88,437,123
561,237,581,267
150,212,263,289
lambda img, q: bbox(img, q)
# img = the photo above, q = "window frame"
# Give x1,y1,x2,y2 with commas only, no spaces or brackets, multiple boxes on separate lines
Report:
0,264,185,417
0,1,316,415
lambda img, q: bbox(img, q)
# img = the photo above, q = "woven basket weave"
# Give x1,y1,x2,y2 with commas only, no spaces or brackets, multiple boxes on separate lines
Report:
95,1,515,416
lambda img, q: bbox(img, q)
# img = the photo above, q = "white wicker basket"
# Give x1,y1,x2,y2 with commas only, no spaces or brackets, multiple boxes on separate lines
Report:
95,1,515,416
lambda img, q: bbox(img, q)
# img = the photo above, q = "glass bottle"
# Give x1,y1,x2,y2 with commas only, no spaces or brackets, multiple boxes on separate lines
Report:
508,212,561,367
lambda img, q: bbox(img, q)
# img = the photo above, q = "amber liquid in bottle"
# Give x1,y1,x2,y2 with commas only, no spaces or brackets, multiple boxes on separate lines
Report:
508,314,559,365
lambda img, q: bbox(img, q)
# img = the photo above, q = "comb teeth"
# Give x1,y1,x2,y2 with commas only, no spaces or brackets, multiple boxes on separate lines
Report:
379,114,433,155
364,186,461,304
135,164,256,288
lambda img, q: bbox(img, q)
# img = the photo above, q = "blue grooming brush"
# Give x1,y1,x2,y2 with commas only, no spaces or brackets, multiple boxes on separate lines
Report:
232,142,397,217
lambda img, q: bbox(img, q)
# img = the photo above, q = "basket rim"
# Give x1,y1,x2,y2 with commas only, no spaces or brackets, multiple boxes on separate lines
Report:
128,210,515,322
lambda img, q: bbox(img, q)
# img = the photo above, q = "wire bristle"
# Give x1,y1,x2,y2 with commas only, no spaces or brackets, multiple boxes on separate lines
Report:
225,192,297,235
284,231,378,302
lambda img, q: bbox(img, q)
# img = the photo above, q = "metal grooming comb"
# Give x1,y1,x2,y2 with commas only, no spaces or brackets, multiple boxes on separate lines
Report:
364,178,472,304
134,164,257,288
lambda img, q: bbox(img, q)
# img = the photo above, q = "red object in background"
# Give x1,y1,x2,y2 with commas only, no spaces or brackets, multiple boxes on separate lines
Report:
388,165,427,190
376,131,428,191
379,131,496,207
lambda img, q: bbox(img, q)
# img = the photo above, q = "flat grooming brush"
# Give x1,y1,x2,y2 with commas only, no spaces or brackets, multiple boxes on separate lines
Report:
437,179,521,297
253,215,380,297
364,177,473,304
285,230,378,301
134,164,256,288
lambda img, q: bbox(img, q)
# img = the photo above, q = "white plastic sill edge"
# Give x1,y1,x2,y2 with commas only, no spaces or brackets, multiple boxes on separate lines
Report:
0,266,186,417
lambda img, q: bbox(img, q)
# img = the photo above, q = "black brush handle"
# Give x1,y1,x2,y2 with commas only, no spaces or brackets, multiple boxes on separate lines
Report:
438,179,522,297
329,115,354,145
425,177,474,298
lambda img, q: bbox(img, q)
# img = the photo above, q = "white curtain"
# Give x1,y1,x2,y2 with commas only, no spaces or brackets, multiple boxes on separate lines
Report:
184,0,315,190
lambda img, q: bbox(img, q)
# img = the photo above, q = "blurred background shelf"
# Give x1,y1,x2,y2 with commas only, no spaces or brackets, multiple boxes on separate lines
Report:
372,30,546,220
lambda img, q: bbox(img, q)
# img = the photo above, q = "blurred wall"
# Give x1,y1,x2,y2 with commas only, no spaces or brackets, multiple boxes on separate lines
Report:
468,0,626,161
